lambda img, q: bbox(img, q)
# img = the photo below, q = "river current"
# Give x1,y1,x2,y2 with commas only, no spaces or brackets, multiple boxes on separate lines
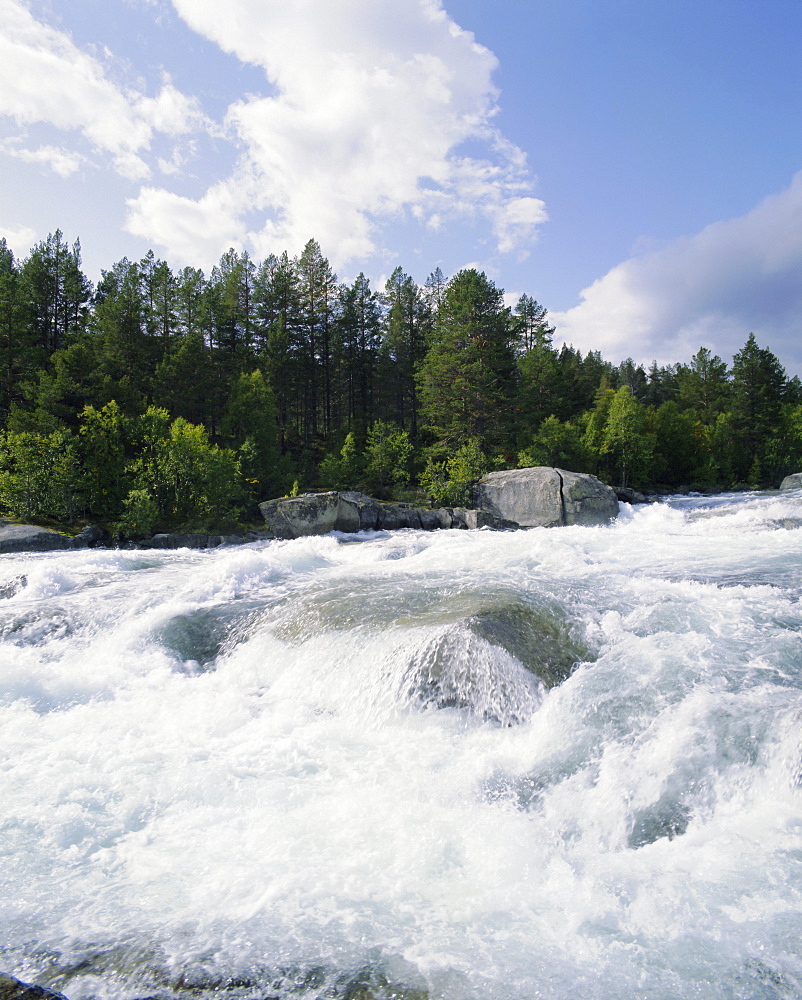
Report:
2,490,802,1000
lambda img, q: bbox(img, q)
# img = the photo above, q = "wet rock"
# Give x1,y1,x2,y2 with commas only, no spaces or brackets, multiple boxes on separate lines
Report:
0,523,111,554
259,491,361,539
398,596,590,724
615,486,647,504
473,466,618,528
402,625,545,725
628,799,691,848
140,533,247,549
0,574,26,599
0,524,76,553
0,974,69,1000
375,502,419,530
465,599,590,688
259,491,514,538
68,523,108,546
780,472,802,490
418,507,449,530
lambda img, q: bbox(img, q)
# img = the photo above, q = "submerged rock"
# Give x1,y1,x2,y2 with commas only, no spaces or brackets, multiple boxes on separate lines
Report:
0,975,69,1000
473,466,618,528
780,472,802,490
270,579,591,721
465,599,589,688
0,574,26,599
396,597,591,724
142,532,243,549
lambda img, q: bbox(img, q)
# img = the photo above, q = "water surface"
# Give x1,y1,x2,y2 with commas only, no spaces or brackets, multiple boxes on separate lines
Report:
2,490,802,1000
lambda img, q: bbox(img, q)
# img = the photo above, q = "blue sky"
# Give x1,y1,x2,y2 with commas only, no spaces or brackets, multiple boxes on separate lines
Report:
1,0,801,372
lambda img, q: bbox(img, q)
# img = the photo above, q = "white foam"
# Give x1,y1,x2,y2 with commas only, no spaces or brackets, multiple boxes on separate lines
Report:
2,496,802,999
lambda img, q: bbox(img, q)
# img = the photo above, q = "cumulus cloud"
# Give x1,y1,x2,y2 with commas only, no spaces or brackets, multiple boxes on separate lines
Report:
0,0,206,179
0,221,36,252
126,0,544,268
0,139,84,177
552,173,802,372
128,180,248,266
493,196,548,255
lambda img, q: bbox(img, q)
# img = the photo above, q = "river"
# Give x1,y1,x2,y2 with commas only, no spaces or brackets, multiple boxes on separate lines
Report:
2,490,802,1000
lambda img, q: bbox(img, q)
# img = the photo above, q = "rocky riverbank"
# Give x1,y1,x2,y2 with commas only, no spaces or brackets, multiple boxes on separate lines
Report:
259,468,619,539
4,474,786,557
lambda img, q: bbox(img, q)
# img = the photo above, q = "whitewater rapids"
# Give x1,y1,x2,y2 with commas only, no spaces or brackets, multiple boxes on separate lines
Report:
2,490,802,1000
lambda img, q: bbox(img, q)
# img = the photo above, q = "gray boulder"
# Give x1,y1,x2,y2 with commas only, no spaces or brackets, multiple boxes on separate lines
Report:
259,491,362,539
0,523,109,554
780,473,802,490
259,491,516,538
473,466,618,528
0,524,77,554
615,486,648,504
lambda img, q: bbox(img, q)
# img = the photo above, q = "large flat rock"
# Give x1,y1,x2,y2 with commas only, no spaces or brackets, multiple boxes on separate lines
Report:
473,466,618,527
259,492,516,538
780,472,802,490
0,524,76,554
0,523,106,554
259,492,362,539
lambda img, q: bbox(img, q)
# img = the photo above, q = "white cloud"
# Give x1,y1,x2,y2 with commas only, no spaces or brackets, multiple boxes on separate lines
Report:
552,173,802,372
0,0,206,180
127,179,248,265
126,0,544,269
0,139,84,177
493,196,548,255
0,221,37,253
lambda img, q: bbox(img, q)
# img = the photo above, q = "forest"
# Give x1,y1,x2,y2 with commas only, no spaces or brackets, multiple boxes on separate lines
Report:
1,229,801,536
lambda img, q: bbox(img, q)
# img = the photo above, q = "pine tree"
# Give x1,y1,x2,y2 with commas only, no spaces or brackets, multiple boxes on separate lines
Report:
417,269,517,453
729,333,787,481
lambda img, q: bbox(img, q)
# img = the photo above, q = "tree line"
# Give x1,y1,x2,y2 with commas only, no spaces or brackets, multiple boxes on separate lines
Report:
0,229,800,534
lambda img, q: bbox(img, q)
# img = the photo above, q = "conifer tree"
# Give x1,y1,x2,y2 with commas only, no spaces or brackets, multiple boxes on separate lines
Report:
417,269,517,453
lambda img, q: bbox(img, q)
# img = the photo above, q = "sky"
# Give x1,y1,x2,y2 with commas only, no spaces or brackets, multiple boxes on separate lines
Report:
1,0,802,373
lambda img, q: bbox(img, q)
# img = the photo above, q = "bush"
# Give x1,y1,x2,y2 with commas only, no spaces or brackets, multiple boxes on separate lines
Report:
363,421,412,497
115,488,159,538
420,438,488,507
0,429,81,521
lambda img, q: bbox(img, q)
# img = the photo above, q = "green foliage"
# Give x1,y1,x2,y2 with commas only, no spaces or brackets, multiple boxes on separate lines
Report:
126,406,244,528
152,331,213,426
651,402,700,486
729,334,788,480
319,431,362,490
115,488,159,538
517,344,563,435
763,404,802,483
417,269,517,451
600,386,653,487
222,369,279,496
420,438,488,507
583,378,616,471
675,347,729,420
518,416,590,472
3,228,802,526
363,420,412,497
0,428,81,520
78,400,129,517
149,416,244,527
